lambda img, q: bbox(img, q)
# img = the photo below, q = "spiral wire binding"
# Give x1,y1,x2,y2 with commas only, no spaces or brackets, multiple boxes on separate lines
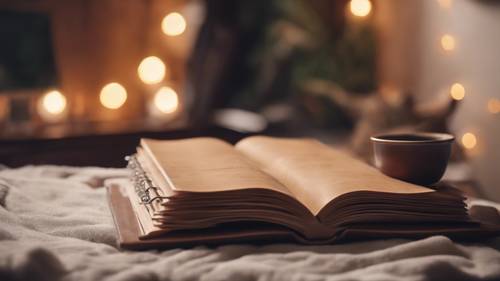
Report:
126,155,167,207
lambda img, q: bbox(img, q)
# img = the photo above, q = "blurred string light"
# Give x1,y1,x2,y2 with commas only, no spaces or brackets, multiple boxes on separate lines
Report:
0,96,8,121
440,34,456,51
487,98,500,114
436,1,481,153
438,0,452,9
461,132,477,150
100,82,127,109
41,90,66,115
153,86,179,114
162,12,186,36
349,0,372,17
138,56,166,85
450,83,465,100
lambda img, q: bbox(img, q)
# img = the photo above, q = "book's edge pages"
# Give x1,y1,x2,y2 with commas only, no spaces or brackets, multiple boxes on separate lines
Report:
106,184,304,250
107,184,500,250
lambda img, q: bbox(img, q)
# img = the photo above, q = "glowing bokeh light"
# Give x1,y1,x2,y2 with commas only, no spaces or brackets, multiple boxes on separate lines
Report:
349,0,372,17
100,82,127,109
441,34,456,51
162,12,186,36
138,56,166,85
42,90,66,115
154,86,179,114
438,0,452,9
461,133,477,150
450,83,465,100
487,98,500,114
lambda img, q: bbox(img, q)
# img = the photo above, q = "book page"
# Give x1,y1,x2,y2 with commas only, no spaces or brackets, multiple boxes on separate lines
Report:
235,136,432,215
141,138,292,196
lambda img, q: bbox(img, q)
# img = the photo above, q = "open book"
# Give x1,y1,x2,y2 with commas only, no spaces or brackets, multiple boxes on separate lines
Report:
107,136,500,249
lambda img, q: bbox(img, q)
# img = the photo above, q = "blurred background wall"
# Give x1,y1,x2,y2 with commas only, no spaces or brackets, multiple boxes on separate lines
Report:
0,0,498,201
376,0,500,201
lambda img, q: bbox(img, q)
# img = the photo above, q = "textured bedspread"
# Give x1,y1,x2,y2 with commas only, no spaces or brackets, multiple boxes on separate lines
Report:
0,166,499,281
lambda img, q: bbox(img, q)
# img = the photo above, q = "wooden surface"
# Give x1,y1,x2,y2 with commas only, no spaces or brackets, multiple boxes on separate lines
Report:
0,126,248,168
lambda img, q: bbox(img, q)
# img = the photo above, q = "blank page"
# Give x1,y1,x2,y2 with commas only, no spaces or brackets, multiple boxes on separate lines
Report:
141,138,292,196
235,136,432,215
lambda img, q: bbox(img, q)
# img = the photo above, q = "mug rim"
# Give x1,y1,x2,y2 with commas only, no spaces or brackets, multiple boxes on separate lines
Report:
370,132,454,144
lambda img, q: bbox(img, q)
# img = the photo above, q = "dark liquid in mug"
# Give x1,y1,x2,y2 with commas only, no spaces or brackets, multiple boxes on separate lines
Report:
377,134,437,141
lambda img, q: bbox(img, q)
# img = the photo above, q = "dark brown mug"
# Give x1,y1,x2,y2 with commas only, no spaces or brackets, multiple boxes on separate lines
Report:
370,132,454,186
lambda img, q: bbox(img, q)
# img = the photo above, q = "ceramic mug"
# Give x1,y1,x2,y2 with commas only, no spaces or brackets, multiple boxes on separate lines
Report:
370,132,454,186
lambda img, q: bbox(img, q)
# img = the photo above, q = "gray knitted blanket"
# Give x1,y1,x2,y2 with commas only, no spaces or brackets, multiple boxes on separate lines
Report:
0,165,499,281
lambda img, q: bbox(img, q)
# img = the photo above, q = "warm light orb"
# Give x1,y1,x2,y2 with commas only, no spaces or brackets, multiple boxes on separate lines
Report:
154,86,179,114
138,56,166,85
349,0,372,17
100,82,127,109
461,133,477,150
487,98,500,114
450,83,465,100
42,90,66,115
162,12,186,36
441,34,456,51
438,0,452,9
